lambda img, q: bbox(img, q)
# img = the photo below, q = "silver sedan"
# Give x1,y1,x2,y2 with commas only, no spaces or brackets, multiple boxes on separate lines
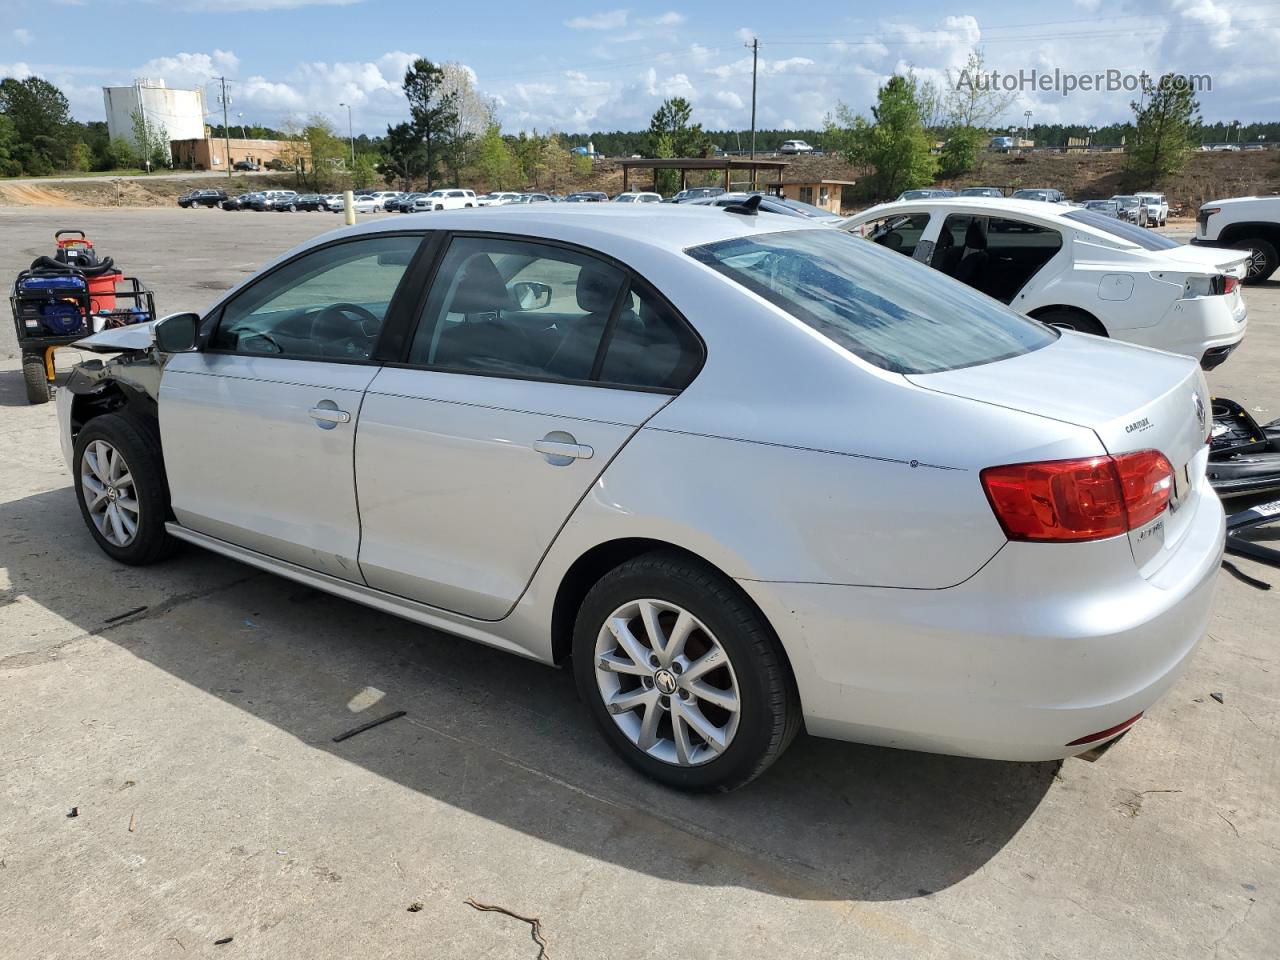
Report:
60,204,1224,790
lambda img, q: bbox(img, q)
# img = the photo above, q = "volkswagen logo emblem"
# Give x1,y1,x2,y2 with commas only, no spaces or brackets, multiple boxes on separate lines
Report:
654,669,678,695
1193,392,1205,428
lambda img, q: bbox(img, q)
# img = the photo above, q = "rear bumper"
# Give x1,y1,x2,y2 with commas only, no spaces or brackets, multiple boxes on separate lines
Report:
740,489,1225,762
1125,295,1247,366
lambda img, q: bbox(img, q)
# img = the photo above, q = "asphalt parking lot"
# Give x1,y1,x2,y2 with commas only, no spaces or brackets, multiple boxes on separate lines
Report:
1,206,1277,959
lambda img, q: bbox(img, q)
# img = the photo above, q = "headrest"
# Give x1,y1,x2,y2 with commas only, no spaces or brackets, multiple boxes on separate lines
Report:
964,220,987,250
576,265,623,314
451,255,514,315
935,227,955,249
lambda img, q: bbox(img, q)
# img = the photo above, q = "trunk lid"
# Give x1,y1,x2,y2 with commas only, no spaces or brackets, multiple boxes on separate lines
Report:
908,332,1211,577
1153,243,1250,278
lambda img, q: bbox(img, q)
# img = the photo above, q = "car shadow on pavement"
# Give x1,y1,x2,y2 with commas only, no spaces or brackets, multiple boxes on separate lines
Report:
2,485,1057,904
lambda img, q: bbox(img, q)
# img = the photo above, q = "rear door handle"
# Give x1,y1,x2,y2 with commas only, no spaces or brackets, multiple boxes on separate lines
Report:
309,403,351,428
533,431,593,464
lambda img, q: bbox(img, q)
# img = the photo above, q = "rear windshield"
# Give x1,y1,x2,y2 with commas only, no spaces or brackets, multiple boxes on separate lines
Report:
688,229,1057,374
1063,210,1181,250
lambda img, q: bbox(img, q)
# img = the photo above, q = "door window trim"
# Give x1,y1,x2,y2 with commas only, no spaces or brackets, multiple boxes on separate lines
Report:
200,231,436,366
383,230,707,395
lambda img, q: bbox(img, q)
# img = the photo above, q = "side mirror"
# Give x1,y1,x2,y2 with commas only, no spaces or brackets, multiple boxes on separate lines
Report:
511,280,553,311
154,312,200,353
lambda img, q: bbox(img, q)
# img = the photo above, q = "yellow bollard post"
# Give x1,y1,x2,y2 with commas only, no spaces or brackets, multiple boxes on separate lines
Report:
344,190,355,226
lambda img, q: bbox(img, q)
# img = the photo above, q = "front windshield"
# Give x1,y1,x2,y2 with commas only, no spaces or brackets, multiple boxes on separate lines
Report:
1064,210,1181,250
688,229,1056,375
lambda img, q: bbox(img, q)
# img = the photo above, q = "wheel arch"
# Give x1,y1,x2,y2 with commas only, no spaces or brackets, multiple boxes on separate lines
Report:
549,537,783,671
1217,221,1280,248
1027,303,1108,335
67,376,161,454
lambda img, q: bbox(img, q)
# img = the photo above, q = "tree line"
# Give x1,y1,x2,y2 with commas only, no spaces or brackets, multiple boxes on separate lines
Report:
0,64,1272,187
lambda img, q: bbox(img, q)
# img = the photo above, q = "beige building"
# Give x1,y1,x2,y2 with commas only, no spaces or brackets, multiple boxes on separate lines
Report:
772,179,857,214
170,136,310,172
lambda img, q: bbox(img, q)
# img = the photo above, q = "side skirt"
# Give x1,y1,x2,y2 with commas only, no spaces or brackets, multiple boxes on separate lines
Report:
164,523,543,662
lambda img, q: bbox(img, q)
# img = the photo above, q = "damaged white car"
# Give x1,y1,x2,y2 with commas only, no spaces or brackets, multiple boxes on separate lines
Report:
841,198,1250,370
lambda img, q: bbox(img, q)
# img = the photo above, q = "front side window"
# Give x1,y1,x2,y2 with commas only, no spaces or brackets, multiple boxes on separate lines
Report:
211,235,421,360
408,236,701,389
856,213,932,257
689,228,1056,375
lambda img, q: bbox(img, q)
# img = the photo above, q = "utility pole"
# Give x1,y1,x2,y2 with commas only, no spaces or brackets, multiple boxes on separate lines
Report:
216,77,232,179
339,102,355,166
746,37,758,161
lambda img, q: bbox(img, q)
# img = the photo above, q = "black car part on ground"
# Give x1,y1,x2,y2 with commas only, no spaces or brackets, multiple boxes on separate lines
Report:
1207,397,1280,499
1225,498,1280,568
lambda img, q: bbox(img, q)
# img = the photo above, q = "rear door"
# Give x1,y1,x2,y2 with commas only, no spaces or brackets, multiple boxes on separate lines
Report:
160,232,424,579
354,233,704,619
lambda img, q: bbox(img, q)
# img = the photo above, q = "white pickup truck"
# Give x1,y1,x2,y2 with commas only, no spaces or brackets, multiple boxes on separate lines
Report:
1192,195,1280,284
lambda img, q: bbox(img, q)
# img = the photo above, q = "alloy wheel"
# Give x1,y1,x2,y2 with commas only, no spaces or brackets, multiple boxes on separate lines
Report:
1246,247,1267,278
594,599,741,767
80,439,140,547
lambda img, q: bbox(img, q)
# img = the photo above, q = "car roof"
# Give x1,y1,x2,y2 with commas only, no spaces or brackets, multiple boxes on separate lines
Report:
303,202,824,255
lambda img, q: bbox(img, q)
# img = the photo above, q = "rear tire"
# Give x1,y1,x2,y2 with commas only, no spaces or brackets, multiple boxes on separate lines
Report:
73,414,177,565
572,551,801,791
1037,308,1107,336
1229,237,1278,285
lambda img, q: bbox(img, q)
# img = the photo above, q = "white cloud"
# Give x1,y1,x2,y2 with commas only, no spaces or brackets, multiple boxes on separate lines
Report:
12,28,33,45
565,9,629,30
0,61,33,80
712,90,743,109
644,12,684,26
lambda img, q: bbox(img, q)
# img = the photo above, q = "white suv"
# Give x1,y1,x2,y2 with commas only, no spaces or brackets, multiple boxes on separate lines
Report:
779,139,814,155
1192,195,1280,284
413,189,478,211
1134,192,1169,227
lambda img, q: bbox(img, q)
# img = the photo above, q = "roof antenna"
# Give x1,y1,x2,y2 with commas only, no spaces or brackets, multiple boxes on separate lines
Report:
724,193,762,216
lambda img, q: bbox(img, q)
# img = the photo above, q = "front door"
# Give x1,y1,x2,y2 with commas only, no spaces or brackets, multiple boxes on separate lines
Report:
354,234,704,619
160,233,423,580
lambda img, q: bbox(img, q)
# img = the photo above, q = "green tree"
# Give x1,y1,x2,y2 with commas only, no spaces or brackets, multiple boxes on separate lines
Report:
0,75,76,173
469,123,519,189
380,121,429,189
296,116,346,190
351,153,379,189
105,137,136,170
402,58,459,188
1126,73,1201,185
0,113,20,176
830,75,937,200
647,97,705,192
937,126,981,179
129,108,169,171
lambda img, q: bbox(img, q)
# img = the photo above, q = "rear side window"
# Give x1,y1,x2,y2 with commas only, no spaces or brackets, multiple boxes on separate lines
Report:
689,228,1056,375
408,236,702,389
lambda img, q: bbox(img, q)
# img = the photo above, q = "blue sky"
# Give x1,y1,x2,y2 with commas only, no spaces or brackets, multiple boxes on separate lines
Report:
2,0,1279,136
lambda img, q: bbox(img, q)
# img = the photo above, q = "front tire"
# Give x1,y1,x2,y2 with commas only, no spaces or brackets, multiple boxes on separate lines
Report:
572,552,800,791
1230,237,1279,284
22,353,51,404
73,414,177,565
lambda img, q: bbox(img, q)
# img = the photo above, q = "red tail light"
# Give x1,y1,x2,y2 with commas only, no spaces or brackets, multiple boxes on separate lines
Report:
1223,275,1239,295
981,451,1173,543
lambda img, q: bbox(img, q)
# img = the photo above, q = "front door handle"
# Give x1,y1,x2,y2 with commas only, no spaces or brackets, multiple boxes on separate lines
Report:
533,431,593,465
309,402,351,429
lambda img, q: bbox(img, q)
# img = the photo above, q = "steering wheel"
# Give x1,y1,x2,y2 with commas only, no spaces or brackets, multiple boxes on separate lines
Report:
313,302,381,358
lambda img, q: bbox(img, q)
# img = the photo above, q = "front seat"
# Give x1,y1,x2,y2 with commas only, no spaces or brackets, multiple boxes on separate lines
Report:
432,255,536,371
544,265,634,380
931,224,961,276
953,220,989,291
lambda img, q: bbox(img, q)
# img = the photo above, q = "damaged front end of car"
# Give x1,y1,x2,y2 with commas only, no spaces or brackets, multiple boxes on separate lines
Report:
59,324,165,466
